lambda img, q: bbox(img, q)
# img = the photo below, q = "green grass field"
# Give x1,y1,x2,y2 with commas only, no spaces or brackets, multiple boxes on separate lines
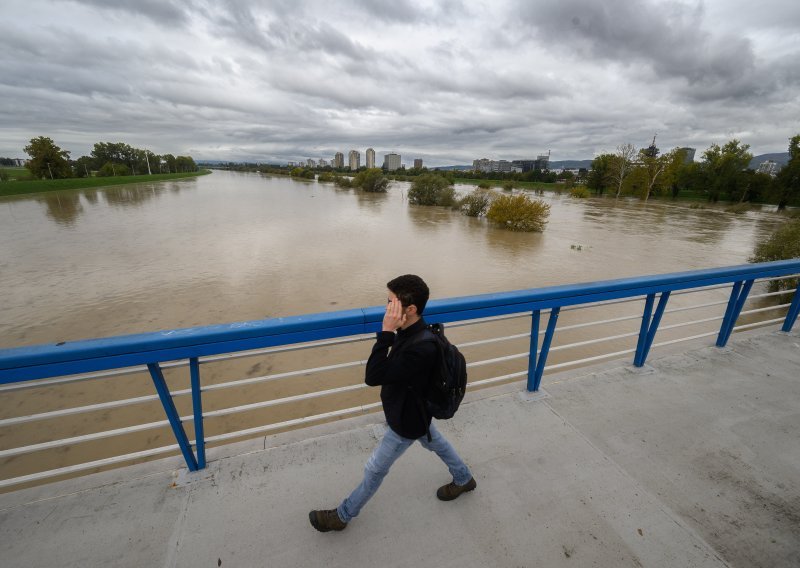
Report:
0,170,211,197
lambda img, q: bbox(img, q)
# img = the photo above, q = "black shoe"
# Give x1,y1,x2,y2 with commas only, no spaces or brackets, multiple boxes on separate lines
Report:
437,477,477,501
309,509,348,532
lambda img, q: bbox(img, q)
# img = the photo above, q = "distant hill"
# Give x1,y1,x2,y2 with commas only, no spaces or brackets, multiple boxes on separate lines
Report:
749,153,789,170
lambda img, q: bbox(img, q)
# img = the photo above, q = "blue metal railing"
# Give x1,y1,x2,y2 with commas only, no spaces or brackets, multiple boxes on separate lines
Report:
1,260,798,479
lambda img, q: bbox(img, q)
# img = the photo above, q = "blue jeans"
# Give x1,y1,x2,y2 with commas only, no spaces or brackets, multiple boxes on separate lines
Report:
337,422,473,523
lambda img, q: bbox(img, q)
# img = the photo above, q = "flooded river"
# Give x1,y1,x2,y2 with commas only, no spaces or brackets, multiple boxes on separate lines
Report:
0,170,791,485
0,170,784,347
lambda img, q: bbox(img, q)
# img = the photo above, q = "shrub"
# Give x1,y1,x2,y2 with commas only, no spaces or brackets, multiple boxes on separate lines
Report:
750,219,800,292
317,172,335,183
97,162,130,177
487,194,551,232
459,189,492,217
570,187,590,198
502,181,514,191
290,167,315,179
408,174,456,206
0,169,8,182
353,168,389,192
334,176,352,188
477,181,491,189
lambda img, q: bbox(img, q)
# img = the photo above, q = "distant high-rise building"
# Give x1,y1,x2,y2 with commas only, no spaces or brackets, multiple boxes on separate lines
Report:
307,159,316,168
472,158,491,172
758,160,780,177
384,152,401,171
366,148,376,169
677,147,696,164
414,158,423,169
348,150,360,170
643,135,659,158
333,152,344,168
535,151,550,171
318,158,328,167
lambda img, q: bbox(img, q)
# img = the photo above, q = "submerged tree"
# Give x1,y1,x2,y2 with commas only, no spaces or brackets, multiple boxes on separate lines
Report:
610,143,637,198
487,194,550,232
408,174,455,206
353,168,389,192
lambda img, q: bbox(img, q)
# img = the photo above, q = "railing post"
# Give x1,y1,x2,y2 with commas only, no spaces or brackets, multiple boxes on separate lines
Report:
526,310,540,392
782,282,800,332
147,363,199,471
189,357,206,469
634,291,671,367
528,307,560,392
717,280,754,347
634,293,655,367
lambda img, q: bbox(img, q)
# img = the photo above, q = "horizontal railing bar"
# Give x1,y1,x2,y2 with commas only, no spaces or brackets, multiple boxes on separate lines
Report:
458,332,532,348
0,336,378,392
671,283,730,296
755,274,799,283
0,393,175,427
198,334,375,364
732,317,786,331
0,363,170,393
0,444,180,489
204,403,383,444
468,371,528,388
447,312,533,328
201,359,366,393
557,313,642,331
546,348,639,371
202,383,369,419
651,331,719,348
466,352,528,368
0,419,172,458
749,290,797,300
659,316,724,331
561,295,645,312
549,331,640,352
739,303,791,316
663,299,729,314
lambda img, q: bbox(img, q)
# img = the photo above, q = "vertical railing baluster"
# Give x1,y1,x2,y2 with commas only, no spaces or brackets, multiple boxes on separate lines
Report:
781,281,800,332
526,310,540,392
189,357,206,469
634,293,656,367
529,307,560,392
147,362,199,471
717,280,754,347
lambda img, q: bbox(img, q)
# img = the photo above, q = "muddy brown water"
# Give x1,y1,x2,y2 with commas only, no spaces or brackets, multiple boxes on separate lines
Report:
0,171,791,487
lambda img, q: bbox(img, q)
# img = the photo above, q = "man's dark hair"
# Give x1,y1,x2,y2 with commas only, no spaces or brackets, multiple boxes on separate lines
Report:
387,274,430,315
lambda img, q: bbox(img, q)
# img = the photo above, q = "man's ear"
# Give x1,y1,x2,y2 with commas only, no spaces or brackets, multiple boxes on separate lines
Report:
407,304,418,316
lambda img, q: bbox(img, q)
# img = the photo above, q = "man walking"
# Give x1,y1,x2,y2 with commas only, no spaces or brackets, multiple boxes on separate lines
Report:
309,274,476,532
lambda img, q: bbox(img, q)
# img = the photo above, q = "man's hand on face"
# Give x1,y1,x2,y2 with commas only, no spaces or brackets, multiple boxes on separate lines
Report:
383,297,407,332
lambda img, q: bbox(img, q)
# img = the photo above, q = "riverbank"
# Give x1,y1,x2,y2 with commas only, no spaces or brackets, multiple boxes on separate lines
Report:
0,170,212,197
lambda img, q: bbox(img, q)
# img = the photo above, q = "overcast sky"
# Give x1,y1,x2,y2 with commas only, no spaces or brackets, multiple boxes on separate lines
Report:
2,0,799,166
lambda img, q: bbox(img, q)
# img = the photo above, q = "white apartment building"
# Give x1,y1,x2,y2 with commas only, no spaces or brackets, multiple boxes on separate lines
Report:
366,148,375,169
383,152,401,171
348,150,360,170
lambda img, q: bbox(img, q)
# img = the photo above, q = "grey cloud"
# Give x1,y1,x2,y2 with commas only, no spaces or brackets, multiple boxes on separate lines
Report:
65,0,195,26
511,0,768,101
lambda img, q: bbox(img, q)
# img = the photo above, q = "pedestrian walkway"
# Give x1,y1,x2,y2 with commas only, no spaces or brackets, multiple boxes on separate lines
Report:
1,329,798,567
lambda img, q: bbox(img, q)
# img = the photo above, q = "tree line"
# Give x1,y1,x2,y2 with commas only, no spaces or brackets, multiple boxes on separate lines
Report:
14,136,198,181
586,135,800,210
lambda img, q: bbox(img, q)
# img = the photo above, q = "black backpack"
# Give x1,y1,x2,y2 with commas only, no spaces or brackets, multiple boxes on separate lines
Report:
409,323,468,439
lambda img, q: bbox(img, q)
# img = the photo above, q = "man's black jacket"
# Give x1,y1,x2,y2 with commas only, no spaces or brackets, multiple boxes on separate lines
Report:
365,318,436,439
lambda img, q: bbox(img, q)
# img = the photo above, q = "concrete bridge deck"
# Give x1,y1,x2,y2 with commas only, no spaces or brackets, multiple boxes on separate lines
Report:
1,329,798,567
